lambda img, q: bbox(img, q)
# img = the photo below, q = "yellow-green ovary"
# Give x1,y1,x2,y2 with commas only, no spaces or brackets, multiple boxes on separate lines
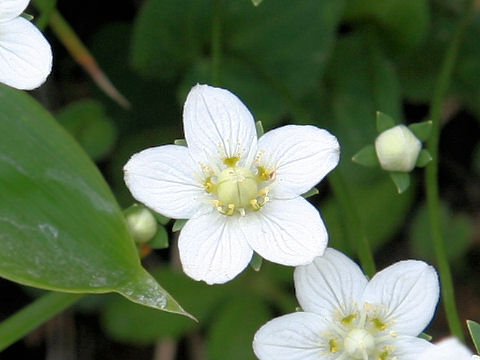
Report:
216,167,258,208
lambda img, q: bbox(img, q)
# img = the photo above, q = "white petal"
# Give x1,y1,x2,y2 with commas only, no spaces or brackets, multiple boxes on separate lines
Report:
183,84,257,168
244,197,327,266
257,125,340,198
0,17,52,90
0,0,29,21
362,260,440,336
294,248,368,317
253,312,330,360
393,335,434,360
178,211,253,284
124,145,205,219
418,338,473,360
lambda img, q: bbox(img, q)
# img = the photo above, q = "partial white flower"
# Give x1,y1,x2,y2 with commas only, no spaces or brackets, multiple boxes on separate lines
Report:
419,337,475,360
375,125,421,172
253,248,440,360
124,84,340,284
0,0,53,89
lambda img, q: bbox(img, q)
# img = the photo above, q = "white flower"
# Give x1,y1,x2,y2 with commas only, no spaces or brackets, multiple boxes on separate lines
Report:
253,248,440,360
419,337,476,360
0,0,53,89
375,125,421,172
124,84,340,284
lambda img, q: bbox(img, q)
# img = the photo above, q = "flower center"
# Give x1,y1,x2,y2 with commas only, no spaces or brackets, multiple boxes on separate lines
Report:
343,328,375,359
217,166,258,209
204,164,271,216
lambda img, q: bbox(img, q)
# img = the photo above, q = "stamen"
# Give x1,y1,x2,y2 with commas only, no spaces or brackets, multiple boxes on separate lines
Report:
223,156,240,167
328,338,339,353
371,318,387,331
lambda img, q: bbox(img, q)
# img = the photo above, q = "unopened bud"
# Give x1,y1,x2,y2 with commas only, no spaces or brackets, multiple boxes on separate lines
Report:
126,207,158,243
375,125,421,172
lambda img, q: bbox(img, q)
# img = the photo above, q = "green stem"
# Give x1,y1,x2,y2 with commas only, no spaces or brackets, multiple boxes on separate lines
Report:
0,292,84,351
425,0,474,341
211,0,222,86
329,170,376,277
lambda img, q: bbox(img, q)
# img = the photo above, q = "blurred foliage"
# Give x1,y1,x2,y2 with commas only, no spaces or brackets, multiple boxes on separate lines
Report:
410,202,474,264
2,0,480,358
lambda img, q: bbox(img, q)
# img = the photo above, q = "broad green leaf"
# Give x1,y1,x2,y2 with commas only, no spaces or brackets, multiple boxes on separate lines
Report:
352,145,379,167
130,0,210,80
101,268,232,344
251,0,263,6
0,85,187,316
344,0,430,47
207,296,271,360
56,99,117,162
226,0,346,99
467,320,480,354
376,111,395,133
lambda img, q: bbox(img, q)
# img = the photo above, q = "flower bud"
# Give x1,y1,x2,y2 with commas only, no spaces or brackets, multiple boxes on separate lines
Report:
375,125,421,172
126,207,158,243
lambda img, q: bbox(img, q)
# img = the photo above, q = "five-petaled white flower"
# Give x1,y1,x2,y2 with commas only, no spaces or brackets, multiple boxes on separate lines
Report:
124,84,340,284
253,248,440,360
419,337,478,360
0,0,52,89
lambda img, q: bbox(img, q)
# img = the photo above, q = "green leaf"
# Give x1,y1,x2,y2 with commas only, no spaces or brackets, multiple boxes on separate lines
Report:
376,111,396,133
207,296,271,360
467,320,480,354
416,149,432,167
101,268,231,344
344,0,430,47
56,99,117,162
0,85,188,316
226,0,346,99
352,145,379,167
251,0,263,6
172,219,187,232
389,172,411,194
408,120,432,141
130,0,210,80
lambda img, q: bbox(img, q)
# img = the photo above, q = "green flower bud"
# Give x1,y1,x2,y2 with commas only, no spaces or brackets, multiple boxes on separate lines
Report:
126,207,158,243
375,125,421,172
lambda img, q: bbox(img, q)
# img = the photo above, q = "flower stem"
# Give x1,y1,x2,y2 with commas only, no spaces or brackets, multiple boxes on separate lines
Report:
425,0,474,341
329,170,376,277
211,0,222,86
0,291,84,351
